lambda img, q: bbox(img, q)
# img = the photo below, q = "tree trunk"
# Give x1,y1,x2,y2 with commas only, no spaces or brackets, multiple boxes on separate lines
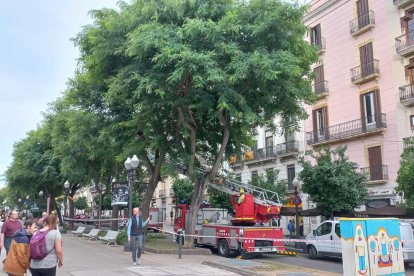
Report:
184,111,230,248
184,177,207,248
111,205,119,230
141,150,165,221
68,199,75,227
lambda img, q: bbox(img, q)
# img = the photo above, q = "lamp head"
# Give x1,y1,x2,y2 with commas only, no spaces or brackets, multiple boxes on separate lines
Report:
292,178,299,188
39,191,44,197
130,155,139,169
64,180,70,189
124,157,132,170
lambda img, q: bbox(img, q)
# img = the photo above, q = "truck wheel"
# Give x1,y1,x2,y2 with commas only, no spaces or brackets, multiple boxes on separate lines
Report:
218,239,231,257
308,245,317,259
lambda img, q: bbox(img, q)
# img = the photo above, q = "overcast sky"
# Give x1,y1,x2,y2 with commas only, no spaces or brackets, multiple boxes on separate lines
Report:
0,0,119,186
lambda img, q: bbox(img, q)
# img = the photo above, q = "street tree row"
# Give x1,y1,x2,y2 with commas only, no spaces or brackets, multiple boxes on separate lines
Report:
6,0,318,245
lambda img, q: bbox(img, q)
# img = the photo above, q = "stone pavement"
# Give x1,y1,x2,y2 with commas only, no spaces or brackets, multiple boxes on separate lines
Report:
0,233,243,276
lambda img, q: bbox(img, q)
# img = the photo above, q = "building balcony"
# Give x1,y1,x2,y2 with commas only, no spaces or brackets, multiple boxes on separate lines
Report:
403,136,414,150
312,37,326,54
361,165,388,184
276,141,299,157
351,59,380,85
349,11,375,36
306,113,387,146
170,188,175,197
395,31,414,57
244,146,278,165
313,80,329,96
159,189,166,198
394,0,414,8
399,84,414,106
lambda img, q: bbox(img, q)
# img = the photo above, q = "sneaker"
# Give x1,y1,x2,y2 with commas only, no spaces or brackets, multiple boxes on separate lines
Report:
137,259,141,265
132,262,136,266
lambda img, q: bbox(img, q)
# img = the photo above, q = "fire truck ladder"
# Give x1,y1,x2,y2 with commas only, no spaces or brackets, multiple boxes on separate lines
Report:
206,177,282,207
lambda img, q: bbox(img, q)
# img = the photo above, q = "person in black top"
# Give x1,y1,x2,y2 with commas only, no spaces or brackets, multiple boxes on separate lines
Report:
127,207,149,265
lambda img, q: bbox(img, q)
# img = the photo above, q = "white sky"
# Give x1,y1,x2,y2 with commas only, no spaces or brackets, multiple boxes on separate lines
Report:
0,0,119,186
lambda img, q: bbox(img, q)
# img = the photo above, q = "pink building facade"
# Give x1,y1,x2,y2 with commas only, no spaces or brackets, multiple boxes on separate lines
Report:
304,0,409,208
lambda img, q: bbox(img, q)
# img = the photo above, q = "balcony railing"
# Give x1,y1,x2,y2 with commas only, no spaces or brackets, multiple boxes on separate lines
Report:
351,59,380,84
393,0,414,8
312,37,326,53
159,189,166,198
361,165,388,182
306,114,387,145
276,141,299,156
250,146,277,162
349,11,375,36
313,80,329,95
395,30,414,56
403,136,414,150
399,84,414,106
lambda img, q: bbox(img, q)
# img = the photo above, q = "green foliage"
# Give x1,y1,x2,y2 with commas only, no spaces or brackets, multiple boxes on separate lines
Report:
249,169,287,203
396,146,414,206
74,197,89,210
116,229,127,245
207,187,232,212
93,194,112,211
172,178,194,204
299,146,368,217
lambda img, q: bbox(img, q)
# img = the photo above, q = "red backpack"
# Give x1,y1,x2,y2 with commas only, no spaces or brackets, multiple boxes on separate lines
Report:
30,230,51,260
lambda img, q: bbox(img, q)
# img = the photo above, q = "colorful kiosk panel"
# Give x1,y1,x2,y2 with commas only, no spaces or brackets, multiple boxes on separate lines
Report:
340,218,404,276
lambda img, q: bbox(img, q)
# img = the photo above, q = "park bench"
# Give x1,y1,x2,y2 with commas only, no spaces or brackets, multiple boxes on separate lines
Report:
98,230,119,245
71,226,86,237
82,228,100,241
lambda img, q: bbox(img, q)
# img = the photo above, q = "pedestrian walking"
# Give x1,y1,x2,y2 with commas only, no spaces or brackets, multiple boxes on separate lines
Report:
30,214,63,276
3,219,38,276
287,220,295,238
127,207,149,265
1,210,22,255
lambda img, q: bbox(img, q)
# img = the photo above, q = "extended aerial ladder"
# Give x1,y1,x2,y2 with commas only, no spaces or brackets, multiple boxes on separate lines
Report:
206,176,283,226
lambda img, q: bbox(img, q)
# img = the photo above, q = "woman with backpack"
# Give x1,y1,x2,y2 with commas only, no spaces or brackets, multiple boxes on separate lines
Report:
3,219,38,276
30,214,63,276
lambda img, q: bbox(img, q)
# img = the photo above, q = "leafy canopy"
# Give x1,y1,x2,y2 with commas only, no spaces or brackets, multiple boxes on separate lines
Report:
299,146,368,216
396,145,414,206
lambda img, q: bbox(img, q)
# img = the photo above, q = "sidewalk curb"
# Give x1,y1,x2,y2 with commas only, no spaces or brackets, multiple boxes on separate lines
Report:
202,261,263,276
145,246,212,255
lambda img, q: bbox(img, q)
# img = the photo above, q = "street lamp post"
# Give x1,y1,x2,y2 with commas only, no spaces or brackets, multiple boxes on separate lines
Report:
63,181,70,233
124,155,139,218
26,195,30,218
39,191,44,214
292,178,301,238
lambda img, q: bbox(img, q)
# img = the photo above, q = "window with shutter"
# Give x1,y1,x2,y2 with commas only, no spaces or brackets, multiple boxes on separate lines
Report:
359,42,374,78
357,0,370,28
312,107,328,142
310,24,321,47
313,65,325,94
360,90,381,131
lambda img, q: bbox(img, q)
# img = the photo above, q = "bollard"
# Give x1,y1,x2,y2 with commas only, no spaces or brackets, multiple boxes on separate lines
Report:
176,229,184,259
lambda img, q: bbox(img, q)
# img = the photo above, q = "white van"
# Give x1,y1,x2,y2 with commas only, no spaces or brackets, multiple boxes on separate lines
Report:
305,220,414,264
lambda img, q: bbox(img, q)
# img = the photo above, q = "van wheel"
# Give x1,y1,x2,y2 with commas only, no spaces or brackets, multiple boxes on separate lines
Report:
308,245,317,259
218,239,231,257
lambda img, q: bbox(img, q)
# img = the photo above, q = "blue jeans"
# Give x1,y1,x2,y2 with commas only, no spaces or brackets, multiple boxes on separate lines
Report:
4,237,12,255
130,235,143,262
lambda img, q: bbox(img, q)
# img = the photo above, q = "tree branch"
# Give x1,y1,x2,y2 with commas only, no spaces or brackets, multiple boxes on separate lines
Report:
209,110,230,178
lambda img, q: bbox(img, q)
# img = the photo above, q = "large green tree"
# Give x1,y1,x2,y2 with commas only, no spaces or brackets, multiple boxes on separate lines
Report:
299,146,368,218
71,0,317,247
396,145,414,206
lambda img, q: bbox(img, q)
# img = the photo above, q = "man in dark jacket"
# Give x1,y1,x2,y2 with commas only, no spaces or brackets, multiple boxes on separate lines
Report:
3,219,38,276
127,207,149,265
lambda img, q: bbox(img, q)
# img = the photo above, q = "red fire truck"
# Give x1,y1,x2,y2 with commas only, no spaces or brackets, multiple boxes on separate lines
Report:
174,178,287,257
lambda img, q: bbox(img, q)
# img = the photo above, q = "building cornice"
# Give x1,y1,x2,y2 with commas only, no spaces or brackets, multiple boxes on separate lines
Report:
304,0,339,22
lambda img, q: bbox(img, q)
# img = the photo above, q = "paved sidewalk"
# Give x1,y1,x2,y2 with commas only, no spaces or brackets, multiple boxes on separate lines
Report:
0,233,242,276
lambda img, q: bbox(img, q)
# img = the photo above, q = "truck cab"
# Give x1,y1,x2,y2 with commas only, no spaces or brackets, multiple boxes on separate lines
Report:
305,220,341,259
